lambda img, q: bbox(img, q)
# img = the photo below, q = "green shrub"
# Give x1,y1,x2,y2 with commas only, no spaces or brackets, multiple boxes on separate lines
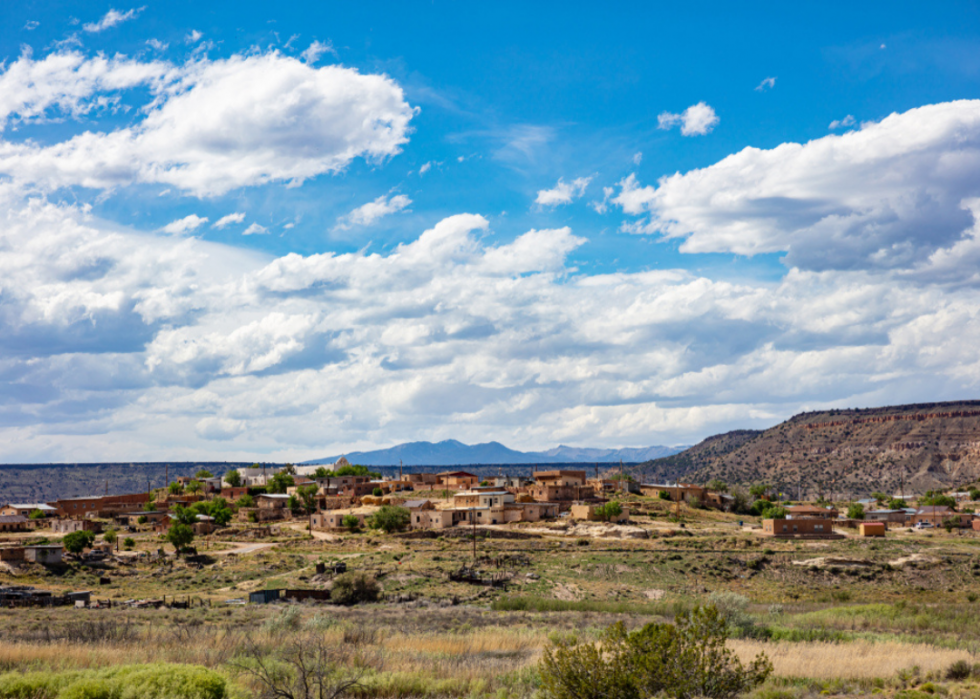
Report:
372,487,384,497
331,572,380,605
539,606,771,699
342,515,361,532
122,538,135,550
136,516,148,525
946,659,971,681
367,505,410,533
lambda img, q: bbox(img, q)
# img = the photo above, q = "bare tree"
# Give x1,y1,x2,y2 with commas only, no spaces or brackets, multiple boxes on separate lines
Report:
230,632,382,699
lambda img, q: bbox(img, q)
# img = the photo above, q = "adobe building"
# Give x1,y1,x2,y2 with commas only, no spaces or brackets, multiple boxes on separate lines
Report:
0,515,31,533
437,471,480,489
528,470,595,502
762,518,843,539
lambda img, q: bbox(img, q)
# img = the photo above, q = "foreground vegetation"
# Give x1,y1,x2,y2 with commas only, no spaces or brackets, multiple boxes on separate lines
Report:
3,494,980,697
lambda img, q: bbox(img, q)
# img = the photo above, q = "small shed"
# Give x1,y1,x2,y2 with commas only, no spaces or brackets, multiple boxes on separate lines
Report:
249,589,282,604
23,545,64,565
859,522,886,537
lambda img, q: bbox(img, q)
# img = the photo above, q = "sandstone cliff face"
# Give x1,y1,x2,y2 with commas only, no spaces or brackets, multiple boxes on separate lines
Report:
640,401,980,498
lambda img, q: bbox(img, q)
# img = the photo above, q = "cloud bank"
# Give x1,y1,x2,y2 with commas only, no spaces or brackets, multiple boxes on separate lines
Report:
0,50,415,196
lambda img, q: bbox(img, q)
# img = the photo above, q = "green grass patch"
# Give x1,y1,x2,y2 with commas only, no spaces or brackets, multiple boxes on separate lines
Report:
0,663,226,699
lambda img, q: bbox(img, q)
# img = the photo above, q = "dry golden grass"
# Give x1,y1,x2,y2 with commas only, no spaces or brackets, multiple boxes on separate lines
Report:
731,638,973,679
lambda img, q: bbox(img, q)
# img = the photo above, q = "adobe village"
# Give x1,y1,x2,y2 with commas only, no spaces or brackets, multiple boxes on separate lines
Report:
5,404,980,699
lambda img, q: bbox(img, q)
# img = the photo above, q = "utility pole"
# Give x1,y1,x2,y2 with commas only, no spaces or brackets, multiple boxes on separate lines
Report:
472,509,477,561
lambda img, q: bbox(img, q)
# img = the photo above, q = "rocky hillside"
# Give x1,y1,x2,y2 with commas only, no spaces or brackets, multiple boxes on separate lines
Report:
639,401,980,498
632,429,761,484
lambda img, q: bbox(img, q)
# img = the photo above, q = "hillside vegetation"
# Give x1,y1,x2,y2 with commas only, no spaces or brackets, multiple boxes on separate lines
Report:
640,400,980,498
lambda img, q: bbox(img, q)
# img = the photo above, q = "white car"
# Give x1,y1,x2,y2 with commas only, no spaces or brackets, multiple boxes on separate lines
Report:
913,521,934,529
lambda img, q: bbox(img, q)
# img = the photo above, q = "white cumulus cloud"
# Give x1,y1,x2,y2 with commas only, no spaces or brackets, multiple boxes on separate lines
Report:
162,214,208,235
657,102,719,136
535,176,592,207
213,212,245,229
0,50,415,196
242,223,268,235
829,114,856,129
83,7,143,33
614,100,980,276
335,193,412,230
301,40,336,64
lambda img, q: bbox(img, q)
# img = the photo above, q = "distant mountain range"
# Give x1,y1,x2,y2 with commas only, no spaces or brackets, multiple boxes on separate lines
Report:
301,440,686,466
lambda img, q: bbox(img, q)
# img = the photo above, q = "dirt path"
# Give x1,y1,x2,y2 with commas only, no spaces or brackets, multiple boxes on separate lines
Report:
212,542,276,556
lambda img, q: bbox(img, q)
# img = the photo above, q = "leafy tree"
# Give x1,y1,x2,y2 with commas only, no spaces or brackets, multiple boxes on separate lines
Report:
730,487,751,515
63,530,96,553
870,491,888,503
186,480,203,494
313,466,331,479
331,573,380,605
297,484,319,513
144,500,158,512
342,515,361,532
764,506,787,519
372,487,384,497
122,537,135,549
195,469,213,479
334,464,381,478
171,505,196,526
210,506,232,527
287,494,302,515
28,509,47,520
268,472,295,494
539,605,772,699
595,501,623,521
168,481,184,495
367,505,410,533
237,493,256,508
137,515,148,525
846,503,865,520
970,488,980,502
282,463,297,475
224,470,242,488
658,490,671,500
103,529,118,546
166,522,194,554
920,492,957,509
749,484,770,499
706,479,728,493
887,497,907,510
479,480,490,486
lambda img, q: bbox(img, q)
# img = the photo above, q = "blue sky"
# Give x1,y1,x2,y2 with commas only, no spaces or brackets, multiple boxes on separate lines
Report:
2,1,980,461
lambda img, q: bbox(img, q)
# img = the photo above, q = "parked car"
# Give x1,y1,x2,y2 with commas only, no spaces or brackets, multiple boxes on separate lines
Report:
914,521,934,529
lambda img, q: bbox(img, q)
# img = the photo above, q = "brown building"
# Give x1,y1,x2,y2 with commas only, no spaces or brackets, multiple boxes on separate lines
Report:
913,506,970,527
762,518,841,539
311,511,368,531
220,487,248,500
0,515,30,532
0,546,25,562
50,493,149,518
405,473,439,486
437,471,480,489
